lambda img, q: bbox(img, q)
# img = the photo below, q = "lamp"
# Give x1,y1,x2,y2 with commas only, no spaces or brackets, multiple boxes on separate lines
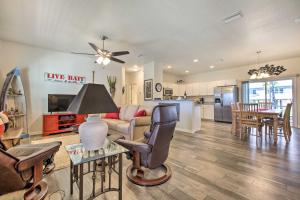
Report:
68,83,118,150
96,56,104,64
103,57,111,65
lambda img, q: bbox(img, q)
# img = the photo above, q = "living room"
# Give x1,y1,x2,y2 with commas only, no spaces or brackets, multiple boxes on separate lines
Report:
1,1,300,200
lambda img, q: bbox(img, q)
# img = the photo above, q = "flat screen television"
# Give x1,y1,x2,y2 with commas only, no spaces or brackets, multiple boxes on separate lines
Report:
48,94,76,112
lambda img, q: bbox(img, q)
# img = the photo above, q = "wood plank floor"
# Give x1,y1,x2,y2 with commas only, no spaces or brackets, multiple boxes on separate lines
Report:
3,121,300,200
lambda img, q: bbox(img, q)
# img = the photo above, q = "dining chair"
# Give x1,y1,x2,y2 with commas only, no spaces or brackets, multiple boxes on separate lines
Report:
264,103,292,142
239,111,263,138
240,103,259,112
231,103,240,135
258,102,272,110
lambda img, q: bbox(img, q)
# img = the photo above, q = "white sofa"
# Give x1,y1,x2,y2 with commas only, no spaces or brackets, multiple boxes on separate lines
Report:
101,105,153,141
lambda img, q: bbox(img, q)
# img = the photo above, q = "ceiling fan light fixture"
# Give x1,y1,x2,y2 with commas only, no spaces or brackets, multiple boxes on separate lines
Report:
103,57,111,65
96,56,104,64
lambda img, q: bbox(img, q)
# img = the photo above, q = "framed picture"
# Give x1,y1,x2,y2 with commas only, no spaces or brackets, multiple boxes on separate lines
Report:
144,79,153,100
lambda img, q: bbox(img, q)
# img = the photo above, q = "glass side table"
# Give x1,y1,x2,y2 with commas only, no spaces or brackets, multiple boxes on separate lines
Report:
65,139,129,200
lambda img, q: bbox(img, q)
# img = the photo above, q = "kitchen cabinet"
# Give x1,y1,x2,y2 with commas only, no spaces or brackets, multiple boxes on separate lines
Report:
178,84,186,96
203,105,214,120
192,83,200,96
207,82,216,95
185,83,193,96
198,82,207,95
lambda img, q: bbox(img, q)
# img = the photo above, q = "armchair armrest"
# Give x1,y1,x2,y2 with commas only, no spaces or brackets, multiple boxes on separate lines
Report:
134,116,151,127
116,139,152,153
144,131,152,139
15,142,61,172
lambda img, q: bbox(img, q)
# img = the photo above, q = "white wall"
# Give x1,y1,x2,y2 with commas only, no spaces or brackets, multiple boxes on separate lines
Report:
125,70,144,105
0,40,124,134
163,72,181,83
183,56,300,128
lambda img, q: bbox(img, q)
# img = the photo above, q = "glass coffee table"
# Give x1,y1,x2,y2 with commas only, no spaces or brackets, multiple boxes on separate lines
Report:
65,138,129,200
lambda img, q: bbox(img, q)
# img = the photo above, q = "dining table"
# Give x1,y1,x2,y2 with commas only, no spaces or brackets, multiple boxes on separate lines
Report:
232,108,283,144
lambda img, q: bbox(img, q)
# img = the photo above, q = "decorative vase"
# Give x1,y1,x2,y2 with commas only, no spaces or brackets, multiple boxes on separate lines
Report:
78,115,108,151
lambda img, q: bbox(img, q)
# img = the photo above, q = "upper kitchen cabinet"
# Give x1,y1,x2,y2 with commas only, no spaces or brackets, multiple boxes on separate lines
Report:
192,83,200,96
207,81,216,95
178,84,186,96
198,82,207,95
185,83,193,96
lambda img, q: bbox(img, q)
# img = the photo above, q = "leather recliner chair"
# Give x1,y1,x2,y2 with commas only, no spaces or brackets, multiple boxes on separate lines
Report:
117,104,177,186
0,140,61,199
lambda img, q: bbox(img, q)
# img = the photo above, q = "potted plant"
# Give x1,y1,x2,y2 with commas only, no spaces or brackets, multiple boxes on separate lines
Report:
107,75,117,98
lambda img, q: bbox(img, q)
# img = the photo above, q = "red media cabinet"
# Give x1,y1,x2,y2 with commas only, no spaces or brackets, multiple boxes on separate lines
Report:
43,113,87,136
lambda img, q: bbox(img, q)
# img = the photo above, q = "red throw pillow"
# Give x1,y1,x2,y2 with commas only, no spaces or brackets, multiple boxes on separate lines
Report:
104,112,119,119
104,107,120,119
134,109,146,117
0,119,4,136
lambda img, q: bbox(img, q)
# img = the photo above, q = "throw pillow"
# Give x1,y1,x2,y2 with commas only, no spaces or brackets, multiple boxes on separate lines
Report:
134,109,146,117
104,112,119,119
124,105,139,121
0,118,4,136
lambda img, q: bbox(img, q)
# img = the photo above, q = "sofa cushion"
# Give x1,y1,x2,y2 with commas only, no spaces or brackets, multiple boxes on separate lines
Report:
102,119,131,135
124,105,139,121
119,106,127,121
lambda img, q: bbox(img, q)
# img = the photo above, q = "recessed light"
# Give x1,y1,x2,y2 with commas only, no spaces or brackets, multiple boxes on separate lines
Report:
210,65,215,69
185,70,189,73
295,17,300,23
167,65,172,69
223,11,243,24
193,59,199,63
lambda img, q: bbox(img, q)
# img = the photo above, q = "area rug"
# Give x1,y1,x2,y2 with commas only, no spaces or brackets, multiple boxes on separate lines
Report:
31,134,80,171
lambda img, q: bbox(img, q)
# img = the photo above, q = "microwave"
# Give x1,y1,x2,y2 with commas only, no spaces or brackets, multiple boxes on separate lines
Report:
163,88,173,96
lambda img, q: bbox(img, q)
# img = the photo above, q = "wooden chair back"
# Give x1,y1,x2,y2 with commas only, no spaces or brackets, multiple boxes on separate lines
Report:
258,102,272,110
240,111,261,127
240,103,258,112
283,103,292,124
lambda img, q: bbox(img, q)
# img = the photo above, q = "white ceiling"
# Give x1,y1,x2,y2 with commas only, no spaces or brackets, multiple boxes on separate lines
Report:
0,0,300,75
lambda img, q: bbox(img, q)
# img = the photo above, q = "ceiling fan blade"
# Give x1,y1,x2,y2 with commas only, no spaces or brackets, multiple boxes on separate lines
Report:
110,57,125,64
88,43,103,54
71,52,96,56
111,51,130,56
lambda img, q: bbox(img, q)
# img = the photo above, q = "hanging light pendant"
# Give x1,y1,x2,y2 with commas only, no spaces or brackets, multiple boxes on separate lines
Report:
248,51,286,79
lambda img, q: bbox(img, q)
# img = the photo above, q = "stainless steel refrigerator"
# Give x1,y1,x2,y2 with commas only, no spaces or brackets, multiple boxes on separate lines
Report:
214,86,238,123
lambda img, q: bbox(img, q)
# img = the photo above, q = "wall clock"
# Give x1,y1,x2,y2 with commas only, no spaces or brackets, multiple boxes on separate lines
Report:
155,83,162,92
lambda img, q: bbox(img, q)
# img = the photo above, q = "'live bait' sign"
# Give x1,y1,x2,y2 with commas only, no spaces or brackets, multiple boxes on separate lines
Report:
44,72,86,84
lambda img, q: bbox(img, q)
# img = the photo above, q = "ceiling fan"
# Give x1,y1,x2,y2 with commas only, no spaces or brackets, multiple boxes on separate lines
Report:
72,36,129,65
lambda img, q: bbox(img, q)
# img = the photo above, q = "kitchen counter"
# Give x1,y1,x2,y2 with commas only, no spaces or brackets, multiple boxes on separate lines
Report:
145,100,201,133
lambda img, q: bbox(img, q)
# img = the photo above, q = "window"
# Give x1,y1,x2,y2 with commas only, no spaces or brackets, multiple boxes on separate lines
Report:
252,89,257,95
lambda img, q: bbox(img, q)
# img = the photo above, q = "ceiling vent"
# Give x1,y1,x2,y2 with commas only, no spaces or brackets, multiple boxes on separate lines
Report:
223,11,243,24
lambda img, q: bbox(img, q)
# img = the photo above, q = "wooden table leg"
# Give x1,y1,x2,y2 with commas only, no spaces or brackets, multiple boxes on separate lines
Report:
119,153,123,200
274,115,278,145
79,164,83,200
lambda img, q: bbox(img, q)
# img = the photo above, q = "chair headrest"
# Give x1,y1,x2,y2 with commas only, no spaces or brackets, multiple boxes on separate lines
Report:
151,105,178,123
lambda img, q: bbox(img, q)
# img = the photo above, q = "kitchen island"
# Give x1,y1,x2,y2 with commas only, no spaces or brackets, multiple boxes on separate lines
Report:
145,100,201,133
